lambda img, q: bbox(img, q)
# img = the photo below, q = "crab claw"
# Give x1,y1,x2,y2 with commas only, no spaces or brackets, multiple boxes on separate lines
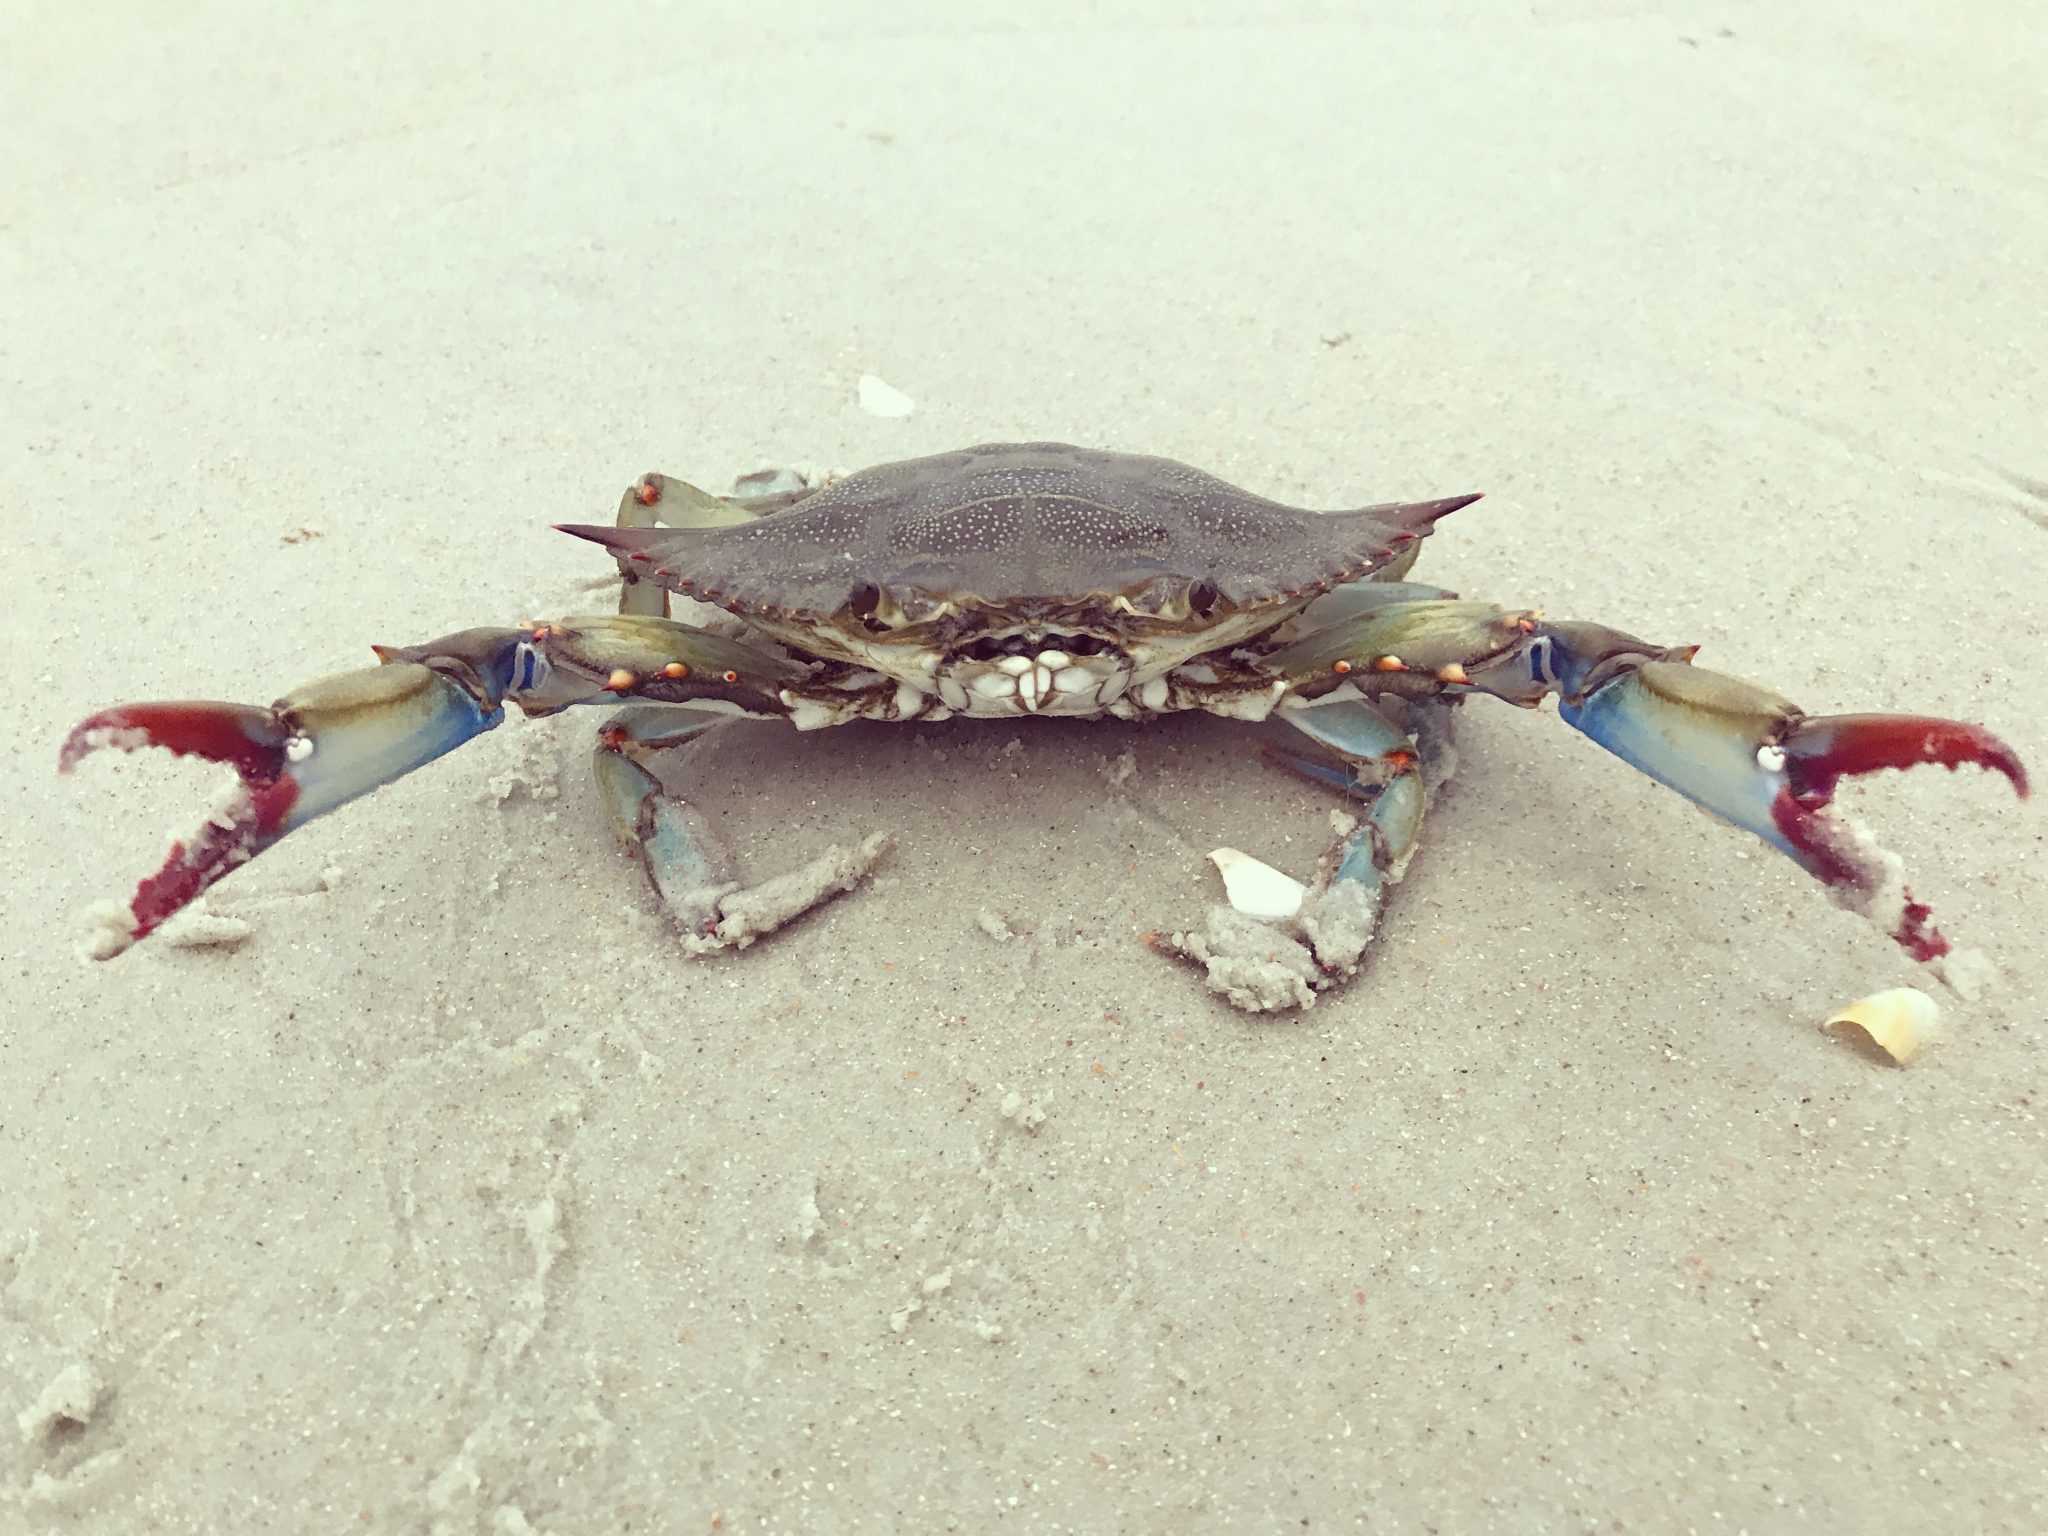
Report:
1769,713,2027,961
59,662,504,957
1563,660,2028,969
1776,713,2029,804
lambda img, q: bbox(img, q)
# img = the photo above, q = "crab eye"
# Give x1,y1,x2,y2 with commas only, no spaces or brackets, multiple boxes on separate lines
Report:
1188,580,1222,618
846,580,882,619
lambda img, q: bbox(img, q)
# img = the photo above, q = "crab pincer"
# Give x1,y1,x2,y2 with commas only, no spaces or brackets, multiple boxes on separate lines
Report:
59,657,508,957
1560,657,2028,971
1271,598,2027,990
58,616,812,960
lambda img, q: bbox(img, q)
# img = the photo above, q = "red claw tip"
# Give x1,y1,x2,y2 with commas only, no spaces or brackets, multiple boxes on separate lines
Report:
1786,713,2029,804
61,702,289,785
61,702,306,946
125,777,301,940
1770,712,2027,968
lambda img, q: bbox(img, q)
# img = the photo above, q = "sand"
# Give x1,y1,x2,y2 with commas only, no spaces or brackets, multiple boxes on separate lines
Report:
5,3,2046,1531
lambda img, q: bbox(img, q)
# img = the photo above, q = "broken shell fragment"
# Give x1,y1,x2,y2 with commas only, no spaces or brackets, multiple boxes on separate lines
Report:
857,373,916,418
1208,847,1308,921
1823,986,1942,1065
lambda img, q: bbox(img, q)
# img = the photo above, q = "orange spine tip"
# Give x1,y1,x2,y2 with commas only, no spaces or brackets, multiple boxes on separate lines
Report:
606,668,637,692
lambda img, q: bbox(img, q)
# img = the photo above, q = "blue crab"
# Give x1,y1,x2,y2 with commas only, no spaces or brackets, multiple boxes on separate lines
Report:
60,443,2027,1011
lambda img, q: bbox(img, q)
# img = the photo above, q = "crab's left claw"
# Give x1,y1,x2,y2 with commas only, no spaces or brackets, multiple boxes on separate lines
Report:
59,661,504,957
1562,656,2028,971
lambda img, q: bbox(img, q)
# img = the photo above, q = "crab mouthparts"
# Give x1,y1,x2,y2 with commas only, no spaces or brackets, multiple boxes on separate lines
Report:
956,630,1122,662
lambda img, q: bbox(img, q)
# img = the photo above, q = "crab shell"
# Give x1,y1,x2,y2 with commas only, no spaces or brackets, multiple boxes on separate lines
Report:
565,442,1478,719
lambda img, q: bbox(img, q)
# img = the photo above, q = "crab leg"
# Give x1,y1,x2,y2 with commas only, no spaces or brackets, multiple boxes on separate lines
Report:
1155,699,1438,1010
60,616,798,957
1265,701,1431,978
591,704,736,932
592,703,890,953
611,471,767,618
1271,602,2028,976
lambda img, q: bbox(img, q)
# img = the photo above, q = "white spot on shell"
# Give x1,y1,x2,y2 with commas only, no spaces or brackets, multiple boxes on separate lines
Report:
1208,847,1309,920
857,374,916,418
285,736,315,763
1756,743,1787,773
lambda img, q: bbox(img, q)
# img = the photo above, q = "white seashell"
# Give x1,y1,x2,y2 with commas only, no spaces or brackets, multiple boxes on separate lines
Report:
857,374,916,417
1208,847,1308,921
1824,986,1942,1064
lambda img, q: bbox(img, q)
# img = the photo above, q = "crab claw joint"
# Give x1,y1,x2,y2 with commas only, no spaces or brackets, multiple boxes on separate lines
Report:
59,662,503,957
1563,660,2028,970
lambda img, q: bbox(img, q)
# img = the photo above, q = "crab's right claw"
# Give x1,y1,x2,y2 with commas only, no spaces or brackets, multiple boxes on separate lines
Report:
1562,659,2028,970
59,662,504,957
1768,712,2028,962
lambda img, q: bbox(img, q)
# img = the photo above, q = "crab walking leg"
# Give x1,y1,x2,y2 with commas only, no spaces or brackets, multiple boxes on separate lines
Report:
591,704,890,954
1266,701,1431,978
591,704,737,931
611,472,766,618
1152,699,1436,1012
60,615,801,957
1269,602,2029,975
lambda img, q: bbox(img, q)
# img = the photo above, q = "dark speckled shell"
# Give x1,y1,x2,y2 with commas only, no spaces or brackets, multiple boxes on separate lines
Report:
563,442,1477,622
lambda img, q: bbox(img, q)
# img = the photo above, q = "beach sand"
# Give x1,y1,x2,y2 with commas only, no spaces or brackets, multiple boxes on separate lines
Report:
5,3,2045,1529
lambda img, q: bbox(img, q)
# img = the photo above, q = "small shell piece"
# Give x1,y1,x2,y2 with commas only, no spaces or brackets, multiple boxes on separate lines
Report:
857,374,916,418
1824,986,1943,1064
1208,847,1308,921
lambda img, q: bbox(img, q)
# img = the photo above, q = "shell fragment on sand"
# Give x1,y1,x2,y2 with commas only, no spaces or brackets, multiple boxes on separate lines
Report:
1207,847,1308,921
857,374,916,417
1824,986,1943,1064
